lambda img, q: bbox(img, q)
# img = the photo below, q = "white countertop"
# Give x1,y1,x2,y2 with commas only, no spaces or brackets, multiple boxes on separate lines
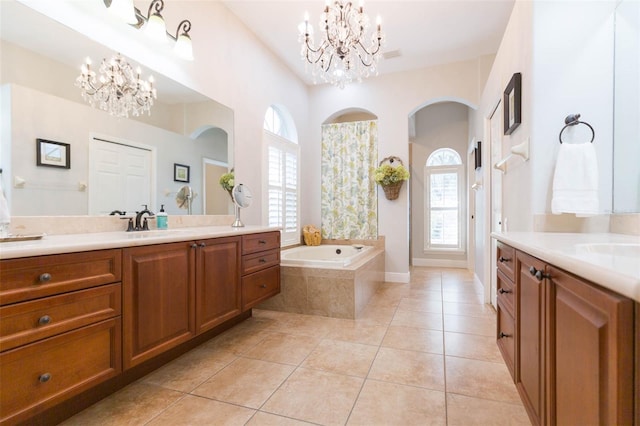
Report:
0,225,278,260
492,232,640,302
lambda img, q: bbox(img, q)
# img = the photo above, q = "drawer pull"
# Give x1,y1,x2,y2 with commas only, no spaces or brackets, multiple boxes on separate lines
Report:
38,315,52,326
499,332,511,339
498,288,512,294
498,256,510,263
38,273,52,283
258,240,267,244
260,284,267,288
259,258,267,263
39,373,52,383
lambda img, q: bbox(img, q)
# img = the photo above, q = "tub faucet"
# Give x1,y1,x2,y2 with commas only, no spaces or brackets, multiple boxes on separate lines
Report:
109,210,126,216
135,205,154,231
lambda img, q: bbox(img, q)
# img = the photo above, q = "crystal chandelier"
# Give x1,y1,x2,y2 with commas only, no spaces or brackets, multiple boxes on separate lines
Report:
300,0,384,88
75,53,157,118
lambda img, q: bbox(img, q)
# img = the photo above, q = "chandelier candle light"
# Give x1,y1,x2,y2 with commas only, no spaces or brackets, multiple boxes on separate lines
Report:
75,53,157,118
300,0,384,88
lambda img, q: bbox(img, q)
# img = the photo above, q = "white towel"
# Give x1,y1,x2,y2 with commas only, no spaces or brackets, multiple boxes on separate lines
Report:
551,142,599,216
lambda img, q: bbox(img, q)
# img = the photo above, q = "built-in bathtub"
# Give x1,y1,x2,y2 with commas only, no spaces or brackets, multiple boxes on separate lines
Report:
258,240,385,319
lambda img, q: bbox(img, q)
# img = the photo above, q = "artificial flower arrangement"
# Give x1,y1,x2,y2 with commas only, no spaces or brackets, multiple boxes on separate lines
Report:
374,157,410,200
219,170,234,198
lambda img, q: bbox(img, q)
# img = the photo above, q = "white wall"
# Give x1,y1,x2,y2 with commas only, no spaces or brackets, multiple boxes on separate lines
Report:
308,59,486,281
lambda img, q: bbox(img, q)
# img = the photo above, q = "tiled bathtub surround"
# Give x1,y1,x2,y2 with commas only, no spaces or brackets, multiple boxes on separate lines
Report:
61,267,529,425
259,247,385,319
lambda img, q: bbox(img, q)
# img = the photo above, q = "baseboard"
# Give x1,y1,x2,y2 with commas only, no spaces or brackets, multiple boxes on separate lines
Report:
385,271,410,283
412,258,468,268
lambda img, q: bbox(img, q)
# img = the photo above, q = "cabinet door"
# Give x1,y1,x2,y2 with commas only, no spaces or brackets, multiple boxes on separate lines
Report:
195,237,241,334
516,251,546,425
547,267,634,426
123,242,195,369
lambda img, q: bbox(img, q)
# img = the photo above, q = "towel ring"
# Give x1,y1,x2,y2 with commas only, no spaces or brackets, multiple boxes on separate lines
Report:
559,114,595,144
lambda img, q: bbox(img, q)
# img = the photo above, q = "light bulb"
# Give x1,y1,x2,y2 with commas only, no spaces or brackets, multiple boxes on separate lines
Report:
145,13,167,42
174,33,193,61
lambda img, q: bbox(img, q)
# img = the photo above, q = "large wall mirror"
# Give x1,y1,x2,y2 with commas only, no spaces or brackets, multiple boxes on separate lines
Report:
0,0,234,217
613,0,640,213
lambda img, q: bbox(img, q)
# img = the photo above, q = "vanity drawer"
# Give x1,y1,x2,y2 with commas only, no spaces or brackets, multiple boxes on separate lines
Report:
241,265,280,311
0,317,121,425
241,249,280,276
0,283,121,352
496,241,516,282
496,270,515,317
0,249,121,305
497,299,516,382
242,232,280,255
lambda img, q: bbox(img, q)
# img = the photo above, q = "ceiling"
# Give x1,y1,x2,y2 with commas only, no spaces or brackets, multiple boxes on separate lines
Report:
222,0,516,85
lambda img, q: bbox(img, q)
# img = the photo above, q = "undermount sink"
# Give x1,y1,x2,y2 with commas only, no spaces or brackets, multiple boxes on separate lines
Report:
575,243,640,258
126,229,192,238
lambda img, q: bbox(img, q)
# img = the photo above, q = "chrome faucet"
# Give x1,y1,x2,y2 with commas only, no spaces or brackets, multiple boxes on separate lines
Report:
134,205,155,231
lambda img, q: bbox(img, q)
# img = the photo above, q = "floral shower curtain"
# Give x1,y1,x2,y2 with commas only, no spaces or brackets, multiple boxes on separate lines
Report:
321,120,378,239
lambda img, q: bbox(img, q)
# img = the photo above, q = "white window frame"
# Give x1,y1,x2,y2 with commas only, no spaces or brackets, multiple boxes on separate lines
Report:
263,130,299,247
424,158,465,253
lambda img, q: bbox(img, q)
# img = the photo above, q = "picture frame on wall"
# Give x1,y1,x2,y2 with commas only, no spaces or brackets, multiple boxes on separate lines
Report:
36,138,70,169
475,141,482,169
503,72,522,135
174,163,190,182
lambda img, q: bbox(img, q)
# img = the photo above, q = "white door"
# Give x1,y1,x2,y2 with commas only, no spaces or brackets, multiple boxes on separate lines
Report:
89,138,153,216
489,102,503,308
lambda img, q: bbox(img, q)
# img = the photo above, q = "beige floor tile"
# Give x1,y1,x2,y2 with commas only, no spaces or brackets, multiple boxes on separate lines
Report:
347,379,446,426
301,339,378,377
444,332,504,363
442,291,484,304
407,288,443,300
445,356,521,404
368,347,445,391
262,367,363,426
354,305,396,326
242,332,321,365
382,325,444,354
266,314,338,337
141,347,237,392
147,395,255,425
365,293,402,309
443,301,496,318
247,411,316,425
443,314,496,336
397,297,443,314
442,281,483,294
446,393,530,425
202,325,270,355
191,357,295,409
61,382,184,426
391,310,443,330
323,321,388,345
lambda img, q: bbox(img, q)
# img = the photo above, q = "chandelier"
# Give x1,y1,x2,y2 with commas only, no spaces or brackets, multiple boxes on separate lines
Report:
75,53,157,118
300,0,384,88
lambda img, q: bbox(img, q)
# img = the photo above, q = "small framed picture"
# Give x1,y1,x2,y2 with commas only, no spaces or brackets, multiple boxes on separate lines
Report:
174,163,190,182
503,72,522,135
36,139,70,169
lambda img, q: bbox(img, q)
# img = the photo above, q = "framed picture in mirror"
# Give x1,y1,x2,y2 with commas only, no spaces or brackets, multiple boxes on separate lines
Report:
36,138,70,169
174,163,190,183
503,72,522,135
475,141,482,169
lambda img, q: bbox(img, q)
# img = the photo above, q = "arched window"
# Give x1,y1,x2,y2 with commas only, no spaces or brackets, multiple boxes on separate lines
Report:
263,105,299,246
424,148,464,251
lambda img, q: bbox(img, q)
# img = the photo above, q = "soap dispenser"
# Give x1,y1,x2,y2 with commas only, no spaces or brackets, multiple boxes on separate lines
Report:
156,204,168,229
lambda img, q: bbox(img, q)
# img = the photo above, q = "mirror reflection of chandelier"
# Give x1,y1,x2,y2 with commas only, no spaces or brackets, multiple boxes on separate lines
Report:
300,0,385,88
75,53,157,118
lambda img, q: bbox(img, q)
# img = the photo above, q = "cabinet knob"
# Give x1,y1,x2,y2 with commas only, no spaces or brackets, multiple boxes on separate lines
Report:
498,288,512,294
529,266,549,281
191,243,198,249
38,273,52,283
499,332,511,339
259,258,267,263
260,284,267,289
498,256,510,263
258,240,266,244
39,373,52,383
199,242,206,248
38,315,52,326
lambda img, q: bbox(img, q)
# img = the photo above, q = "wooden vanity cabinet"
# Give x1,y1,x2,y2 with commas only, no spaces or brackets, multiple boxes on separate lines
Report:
496,242,637,426
241,232,281,311
195,236,242,334
0,250,122,425
123,241,196,369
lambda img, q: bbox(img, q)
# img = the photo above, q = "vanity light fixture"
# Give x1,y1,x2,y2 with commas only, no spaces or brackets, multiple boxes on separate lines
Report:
299,0,385,88
75,53,157,118
103,0,194,60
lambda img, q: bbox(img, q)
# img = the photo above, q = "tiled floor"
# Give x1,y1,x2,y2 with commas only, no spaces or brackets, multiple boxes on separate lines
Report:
62,267,530,425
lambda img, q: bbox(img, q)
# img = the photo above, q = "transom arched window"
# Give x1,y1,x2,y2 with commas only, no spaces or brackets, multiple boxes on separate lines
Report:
424,148,465,251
